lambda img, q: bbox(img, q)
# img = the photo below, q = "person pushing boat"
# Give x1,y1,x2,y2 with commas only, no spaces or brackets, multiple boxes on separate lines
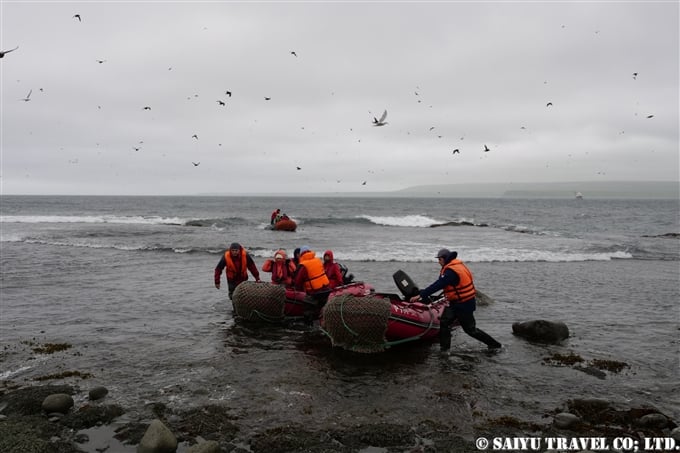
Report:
410,248,501,352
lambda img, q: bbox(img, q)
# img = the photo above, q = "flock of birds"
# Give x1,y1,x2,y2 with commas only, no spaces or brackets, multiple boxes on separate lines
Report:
2,11,660,189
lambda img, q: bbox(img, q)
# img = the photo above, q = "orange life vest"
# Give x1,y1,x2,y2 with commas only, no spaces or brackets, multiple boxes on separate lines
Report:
262,258,295,285
224,249,248,282
441,259,476,303
299,251,330,292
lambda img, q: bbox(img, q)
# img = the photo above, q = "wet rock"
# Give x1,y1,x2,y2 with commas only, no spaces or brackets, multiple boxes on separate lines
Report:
636,413,668,429
137,419,178,453
574,365,607,379
476,290,494,306
188,440,220,453
512,319,569,344
553,412,580,429
0,385,74,416
88,386,109,401
41,393,74,414
61,404,125,429
671,427,680,442
568,397,611,413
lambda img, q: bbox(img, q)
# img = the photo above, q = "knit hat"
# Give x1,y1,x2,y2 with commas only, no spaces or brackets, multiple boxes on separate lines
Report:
274,249,286,260
299,245,310,254
229,242,241,250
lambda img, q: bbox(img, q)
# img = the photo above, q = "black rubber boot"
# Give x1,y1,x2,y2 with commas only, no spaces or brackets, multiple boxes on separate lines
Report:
471,329,502,349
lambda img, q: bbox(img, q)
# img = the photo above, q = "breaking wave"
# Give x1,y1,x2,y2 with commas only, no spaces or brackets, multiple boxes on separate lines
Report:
1,215,186,225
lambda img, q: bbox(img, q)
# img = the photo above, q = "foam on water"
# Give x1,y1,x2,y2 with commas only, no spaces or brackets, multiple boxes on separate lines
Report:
0,215,186,225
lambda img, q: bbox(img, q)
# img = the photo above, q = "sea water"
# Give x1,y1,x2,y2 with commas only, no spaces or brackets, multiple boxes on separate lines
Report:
1,195,678,437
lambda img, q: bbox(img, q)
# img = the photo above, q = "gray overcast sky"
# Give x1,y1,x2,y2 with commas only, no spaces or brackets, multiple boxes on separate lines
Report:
1,1,678,195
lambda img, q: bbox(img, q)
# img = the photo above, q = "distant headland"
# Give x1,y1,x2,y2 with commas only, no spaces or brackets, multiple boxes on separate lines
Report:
391,180,679,199
200,180,679,199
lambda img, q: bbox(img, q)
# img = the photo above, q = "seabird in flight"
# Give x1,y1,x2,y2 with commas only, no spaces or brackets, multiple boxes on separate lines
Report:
372,110,388,126
0,46,19,58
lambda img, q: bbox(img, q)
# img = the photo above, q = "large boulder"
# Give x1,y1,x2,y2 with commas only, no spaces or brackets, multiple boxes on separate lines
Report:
41,393,74,414
512,320,569,344
88,386,109,401
137,419,177,453
475,290,494,306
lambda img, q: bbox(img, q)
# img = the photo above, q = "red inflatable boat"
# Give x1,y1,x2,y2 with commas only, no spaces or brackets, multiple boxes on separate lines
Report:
272,218,297,232
319,270,453,352
231,281,373,322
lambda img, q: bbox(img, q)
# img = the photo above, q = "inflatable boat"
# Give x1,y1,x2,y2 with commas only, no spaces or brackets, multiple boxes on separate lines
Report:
270,218,297,232
320,270,452,353
231,280,373,323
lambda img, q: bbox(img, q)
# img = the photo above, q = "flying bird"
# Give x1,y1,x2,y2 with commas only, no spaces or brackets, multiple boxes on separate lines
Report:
646,115,654,119
290,51,297,57
264,97,271,100
225,91,232,97
483,144,490,152
0,46,19,58
73,14,81,21
632,72,638,80
546,102,553,107
96,59,106,64
429,126,435,131
133,147,140,151
452,149,460,154
372,110,388,126
142,106,151,110
192,162,200,166
192,134,198,139
217,100,225,106
296,166,301,170
20,89,32,102
362,181,367,185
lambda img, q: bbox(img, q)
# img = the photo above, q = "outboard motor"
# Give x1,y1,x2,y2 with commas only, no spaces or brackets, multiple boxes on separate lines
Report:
392,270,420,299
338,262,355,284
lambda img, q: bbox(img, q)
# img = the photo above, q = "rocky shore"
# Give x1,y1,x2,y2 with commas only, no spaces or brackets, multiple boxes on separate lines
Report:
1,381,678,453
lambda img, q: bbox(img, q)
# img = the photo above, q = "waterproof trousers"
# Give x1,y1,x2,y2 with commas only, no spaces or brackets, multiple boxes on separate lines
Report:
440,304,501,350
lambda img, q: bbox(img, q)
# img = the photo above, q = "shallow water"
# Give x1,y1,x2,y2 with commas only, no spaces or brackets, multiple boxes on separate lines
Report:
1,195,678,447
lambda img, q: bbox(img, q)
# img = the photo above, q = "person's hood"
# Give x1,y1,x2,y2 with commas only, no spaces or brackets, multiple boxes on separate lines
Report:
323,250,334,261
444,250,458,263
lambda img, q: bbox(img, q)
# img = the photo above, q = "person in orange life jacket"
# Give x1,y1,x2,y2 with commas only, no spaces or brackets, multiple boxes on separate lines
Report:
261,249,296,286
294,246,330,294
270,208,280,225
323,250,344,289
409,248,501,351
294,246,331,322
214,242,260,299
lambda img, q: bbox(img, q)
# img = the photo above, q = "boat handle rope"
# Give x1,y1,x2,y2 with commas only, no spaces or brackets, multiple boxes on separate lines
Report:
320,297,438,350
383,303,437,347
248,309,285,323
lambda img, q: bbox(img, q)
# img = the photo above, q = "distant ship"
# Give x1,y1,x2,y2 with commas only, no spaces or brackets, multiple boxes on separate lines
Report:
575,192,583,199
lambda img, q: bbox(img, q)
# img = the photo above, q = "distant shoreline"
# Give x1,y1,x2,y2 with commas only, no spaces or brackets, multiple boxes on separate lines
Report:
2,181,678,199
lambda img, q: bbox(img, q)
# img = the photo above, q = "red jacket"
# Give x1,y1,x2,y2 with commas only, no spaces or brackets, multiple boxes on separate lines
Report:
262,254,296,286
323,250,344,289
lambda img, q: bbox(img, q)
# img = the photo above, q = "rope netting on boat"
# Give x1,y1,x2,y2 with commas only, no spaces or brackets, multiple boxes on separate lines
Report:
321,294,392,353
232,281,286,322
